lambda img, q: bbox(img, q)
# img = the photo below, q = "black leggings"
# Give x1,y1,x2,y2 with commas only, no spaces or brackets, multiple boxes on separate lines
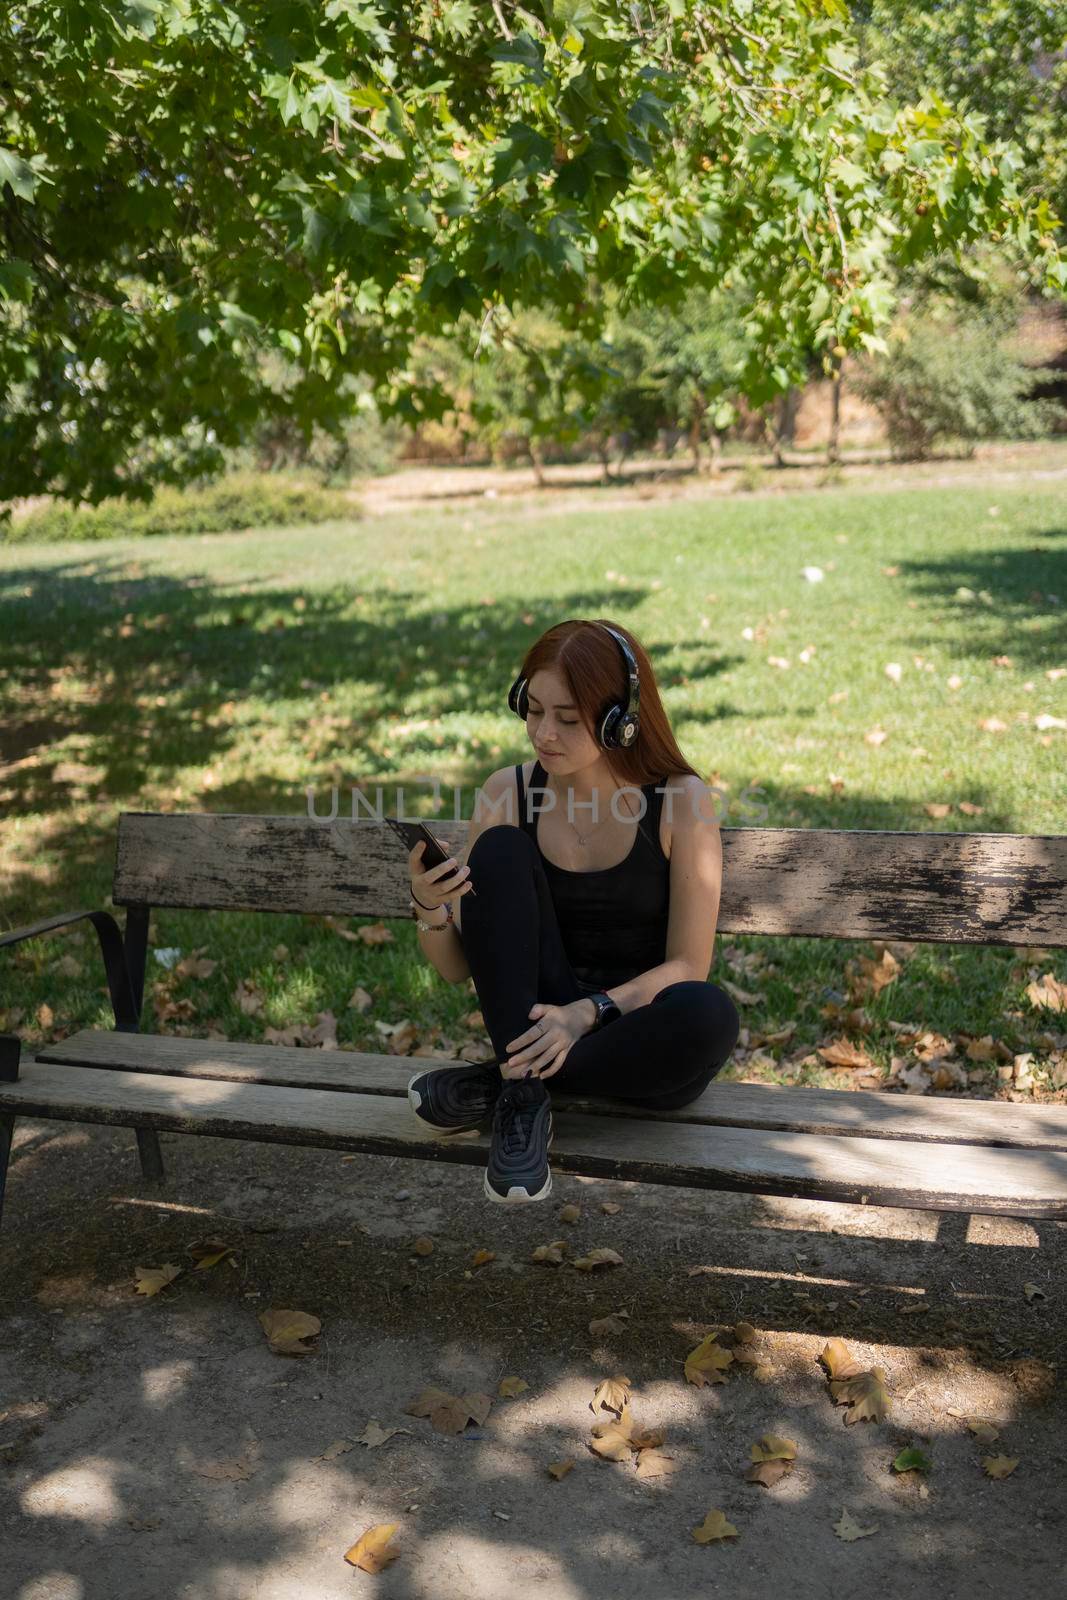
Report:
456,825,740,1111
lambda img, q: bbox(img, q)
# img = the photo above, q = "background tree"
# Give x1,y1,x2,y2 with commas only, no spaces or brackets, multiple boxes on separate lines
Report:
2,0,1064,511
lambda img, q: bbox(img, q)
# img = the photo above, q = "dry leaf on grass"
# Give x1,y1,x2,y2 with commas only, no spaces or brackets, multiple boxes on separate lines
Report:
1026,973,1067,1013
817,1037,875,1070
344,1523,400,1572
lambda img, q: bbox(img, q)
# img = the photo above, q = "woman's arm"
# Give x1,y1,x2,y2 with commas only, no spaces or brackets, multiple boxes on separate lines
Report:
413,766,516,986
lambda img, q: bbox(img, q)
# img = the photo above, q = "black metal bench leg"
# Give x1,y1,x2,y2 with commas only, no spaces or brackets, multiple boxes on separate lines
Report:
0,1111,15,1231
136,1128,165,1185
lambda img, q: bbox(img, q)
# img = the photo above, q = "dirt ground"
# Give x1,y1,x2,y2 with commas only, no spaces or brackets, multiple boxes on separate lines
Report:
1,1102,1064,1600
352,438,1067,520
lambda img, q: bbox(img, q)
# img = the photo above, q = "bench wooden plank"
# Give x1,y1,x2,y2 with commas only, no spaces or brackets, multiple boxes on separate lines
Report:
112,813,1067,946
37,1028,1067,1152
5,1060,1066,1215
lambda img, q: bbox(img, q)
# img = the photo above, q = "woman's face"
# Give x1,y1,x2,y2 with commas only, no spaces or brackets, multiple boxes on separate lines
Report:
525,667,601,772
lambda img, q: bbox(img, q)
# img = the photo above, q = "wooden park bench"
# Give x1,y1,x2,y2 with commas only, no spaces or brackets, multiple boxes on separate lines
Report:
2,812,1066,1229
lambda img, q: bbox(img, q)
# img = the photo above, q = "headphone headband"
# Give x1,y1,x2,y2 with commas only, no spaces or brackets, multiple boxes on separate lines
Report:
507,622,641,749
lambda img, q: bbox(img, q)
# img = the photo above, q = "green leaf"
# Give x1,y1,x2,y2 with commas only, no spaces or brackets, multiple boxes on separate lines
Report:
0,149,38,203
892,1447,932,1474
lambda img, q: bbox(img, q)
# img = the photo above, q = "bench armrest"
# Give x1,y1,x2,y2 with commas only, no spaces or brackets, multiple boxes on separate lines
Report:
0,909,139,1031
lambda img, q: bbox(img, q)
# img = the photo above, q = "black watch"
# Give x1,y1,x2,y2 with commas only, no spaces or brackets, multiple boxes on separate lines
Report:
587,991,621,1030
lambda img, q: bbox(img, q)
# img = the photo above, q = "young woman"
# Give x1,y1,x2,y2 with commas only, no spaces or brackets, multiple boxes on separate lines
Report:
405,617,740,1204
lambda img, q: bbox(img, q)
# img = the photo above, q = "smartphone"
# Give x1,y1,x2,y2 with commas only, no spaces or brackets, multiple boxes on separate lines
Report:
383,816,477,896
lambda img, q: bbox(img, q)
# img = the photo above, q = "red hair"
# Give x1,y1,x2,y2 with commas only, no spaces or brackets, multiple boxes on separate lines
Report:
516,618,702,788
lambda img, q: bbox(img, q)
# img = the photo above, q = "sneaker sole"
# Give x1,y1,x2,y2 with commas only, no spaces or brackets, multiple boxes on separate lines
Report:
483,1127,554,1204
407,1073,492,1136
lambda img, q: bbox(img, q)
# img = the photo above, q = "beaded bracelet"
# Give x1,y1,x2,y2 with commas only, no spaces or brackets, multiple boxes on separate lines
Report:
409,898,454,934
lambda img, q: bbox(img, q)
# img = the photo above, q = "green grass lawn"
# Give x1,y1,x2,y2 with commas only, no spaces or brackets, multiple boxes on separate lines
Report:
2,463,1065,1095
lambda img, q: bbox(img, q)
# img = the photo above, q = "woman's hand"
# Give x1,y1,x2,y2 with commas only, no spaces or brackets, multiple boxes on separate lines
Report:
502,1000,596,1081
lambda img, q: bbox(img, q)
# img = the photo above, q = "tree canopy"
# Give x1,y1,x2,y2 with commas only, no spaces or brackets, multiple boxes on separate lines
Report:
2,0,1064,507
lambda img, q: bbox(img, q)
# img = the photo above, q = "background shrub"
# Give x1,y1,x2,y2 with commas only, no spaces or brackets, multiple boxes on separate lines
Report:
5,473,358,544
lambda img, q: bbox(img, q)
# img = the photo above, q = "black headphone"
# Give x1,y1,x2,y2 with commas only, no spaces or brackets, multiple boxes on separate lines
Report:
507,622,641,749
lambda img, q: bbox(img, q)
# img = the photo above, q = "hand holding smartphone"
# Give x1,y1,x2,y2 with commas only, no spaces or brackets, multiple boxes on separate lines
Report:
383,816,476,905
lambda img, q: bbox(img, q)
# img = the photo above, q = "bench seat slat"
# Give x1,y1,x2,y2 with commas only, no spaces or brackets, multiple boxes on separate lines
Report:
36,1030,1067,1152
6,1059,1066,1216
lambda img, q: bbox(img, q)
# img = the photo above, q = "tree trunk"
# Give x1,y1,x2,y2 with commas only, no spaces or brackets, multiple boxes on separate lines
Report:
827,355,843,466
526,437,546,487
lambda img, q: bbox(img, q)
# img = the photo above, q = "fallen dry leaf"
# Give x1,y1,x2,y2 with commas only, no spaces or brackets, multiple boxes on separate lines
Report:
1026,973,1067,1013
831,1367,890,1424
635,1449,677,1480
685,1333,734,1387
188,1239,235,1271
600,1202,622,1215
982,1455,1019,1479
133,1263,182,1297
532,1240,568,1265
750,1434,797,1462
258,1308,321,1356
471,1249,496,1269
966,1419,1000,1446
1023,1282,1046,1303
357,1421,412,1449
692,1508,739,1544
572,1248,623,1271
744,1459,793,1488
589,1313,629,1338
817,1037,875,1070
498,1377,529,1399
589,1402,635,1462
547,1457,575,1480
591,1376,632,1416
404,1387,492,1435
344,1522,400,1572
317,1438,355,1460
355,922,395,946
412,1236,434,1256
819,1339,866,1381
834,1507,878,1541
558,1204,581,1224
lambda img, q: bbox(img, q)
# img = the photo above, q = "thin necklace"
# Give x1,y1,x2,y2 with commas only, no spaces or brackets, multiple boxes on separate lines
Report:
545,770,638,848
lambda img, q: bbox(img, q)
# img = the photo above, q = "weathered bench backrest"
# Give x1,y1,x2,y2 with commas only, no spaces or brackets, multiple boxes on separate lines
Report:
112,813,1067,947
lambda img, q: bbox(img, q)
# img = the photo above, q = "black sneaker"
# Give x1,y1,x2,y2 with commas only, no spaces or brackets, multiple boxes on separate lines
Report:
484,1078,553,1204
407,1062,502,1133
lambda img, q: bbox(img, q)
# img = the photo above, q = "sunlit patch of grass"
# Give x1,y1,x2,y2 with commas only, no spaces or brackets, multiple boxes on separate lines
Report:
2,459,1065,1090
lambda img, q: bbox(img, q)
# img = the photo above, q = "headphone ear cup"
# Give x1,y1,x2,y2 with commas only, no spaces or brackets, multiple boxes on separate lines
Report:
599,705,620,748
508,675,529,719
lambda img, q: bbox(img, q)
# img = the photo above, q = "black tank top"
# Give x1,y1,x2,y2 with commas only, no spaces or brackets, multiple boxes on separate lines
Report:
515,758,671,991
